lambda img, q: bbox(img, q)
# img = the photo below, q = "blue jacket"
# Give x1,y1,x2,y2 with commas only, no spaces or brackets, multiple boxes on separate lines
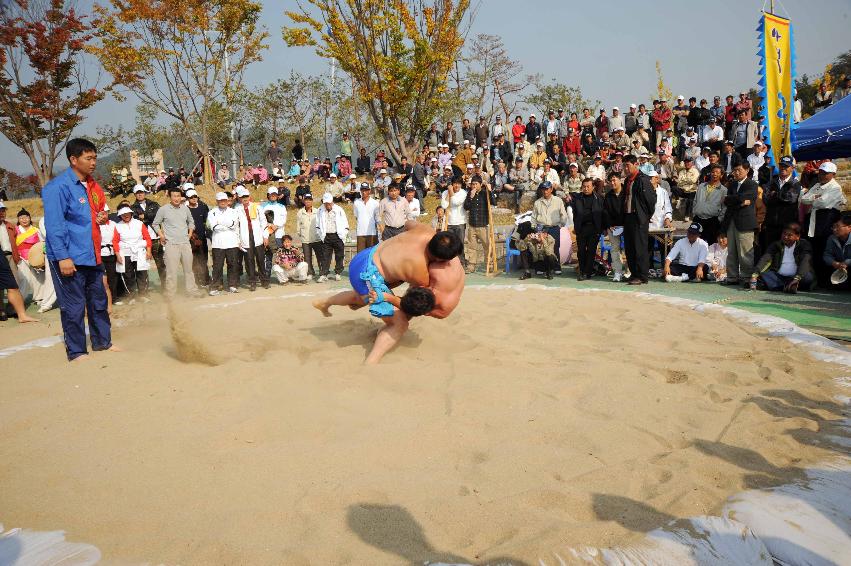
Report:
42,167,98,266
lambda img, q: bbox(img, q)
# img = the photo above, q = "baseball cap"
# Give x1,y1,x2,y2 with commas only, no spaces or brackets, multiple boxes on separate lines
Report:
267,187,278,194
569,162,578,168
379,168,387,174
529,113,536,118
466,164,474,169
677,95,684,100
117,206,133,216
182,182,195,191
132,184,147,193
303,193,313,200
819,162,837,173
329,172,337,178
322,193,333,203
630,103,637,108
215,192,228,200
235,187,250,197
185,189,198,198
539,181,553,189
646,169,659,177
463,139,470,145
360,182,370,190
753,140,763,147
687,222,702,233
779,156,794,167
348,174,357,179
613,106,619,111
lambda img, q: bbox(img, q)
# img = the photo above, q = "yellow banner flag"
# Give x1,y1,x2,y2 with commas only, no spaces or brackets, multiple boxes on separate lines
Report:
759,12,794,168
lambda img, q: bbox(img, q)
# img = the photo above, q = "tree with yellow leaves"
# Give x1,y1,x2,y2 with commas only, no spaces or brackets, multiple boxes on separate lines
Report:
283,0,472,163
654,61,673,104
89,0,267,185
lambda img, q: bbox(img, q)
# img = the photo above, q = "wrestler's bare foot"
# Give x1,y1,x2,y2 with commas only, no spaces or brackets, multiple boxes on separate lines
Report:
312,299,332,317
18,315,39,323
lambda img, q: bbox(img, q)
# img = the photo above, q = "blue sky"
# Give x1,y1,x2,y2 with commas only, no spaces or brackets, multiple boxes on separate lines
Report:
2,0,849,174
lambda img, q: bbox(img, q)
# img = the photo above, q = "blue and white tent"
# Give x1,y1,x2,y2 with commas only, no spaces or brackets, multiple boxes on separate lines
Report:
792,95,851,161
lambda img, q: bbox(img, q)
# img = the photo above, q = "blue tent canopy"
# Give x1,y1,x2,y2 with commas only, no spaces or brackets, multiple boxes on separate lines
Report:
792,95,851,161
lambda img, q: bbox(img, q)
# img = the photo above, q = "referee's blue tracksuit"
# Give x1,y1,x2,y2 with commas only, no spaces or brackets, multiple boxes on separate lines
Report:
43,168,112,361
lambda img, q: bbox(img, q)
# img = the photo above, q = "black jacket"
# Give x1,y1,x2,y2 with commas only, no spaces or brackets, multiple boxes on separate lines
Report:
461,126,475,145
604,189,626,228
187,202,209,240
755,239,814,280
525,121,541,144
571,192,605,233
491,141,512,165
720,151,743,174
463,186,497,228
723,178,759,232
624,173,657,224
131,199,160,229
763,175,802,228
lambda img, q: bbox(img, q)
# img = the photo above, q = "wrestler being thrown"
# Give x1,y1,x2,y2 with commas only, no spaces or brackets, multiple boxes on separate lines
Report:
313,221,465,364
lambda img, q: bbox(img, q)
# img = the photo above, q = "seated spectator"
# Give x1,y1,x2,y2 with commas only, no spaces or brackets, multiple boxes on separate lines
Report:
664,223,709,282
647,170,673,230
272,235,309,284
343,174,360,202
325,173,345,201
216,165,231,188
512,220,558,280
493,160,520,213
307,157,322,181
706,233,729,282
286,159,301,180
270,162,285,181
355,147,371,174
294,176,311,208
586,154,607,181
823,213,851,290
752,223,814,293
373,168,391,198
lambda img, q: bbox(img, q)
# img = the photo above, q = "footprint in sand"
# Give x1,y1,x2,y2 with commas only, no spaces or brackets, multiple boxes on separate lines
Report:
666,370,689,384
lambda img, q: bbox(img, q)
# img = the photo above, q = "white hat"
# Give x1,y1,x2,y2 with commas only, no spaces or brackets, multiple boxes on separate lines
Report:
568,162,578,168
267,187,278,194
215,191,228,200
613,106,619,111
235,187,250,197
615,126,625,132
530,113,536,118
322,193,333,203
117,206,133,216
444,165,452,170
182,182,195,191
463,139,470,144
677,95,684,100
329,172,337,178
348,174,357,179
185,189,198,198
0,201,5,209
819,162,837,173
630,103,637,108
753,140,763,146
430,157,437,162
536,141,543,147
646,169,659,177
132,184,148,193
466,163,474,169
518,142,524,147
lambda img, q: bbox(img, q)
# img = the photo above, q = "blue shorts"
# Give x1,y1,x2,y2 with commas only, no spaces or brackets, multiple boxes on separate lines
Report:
348,246,375,296
349,245,395,318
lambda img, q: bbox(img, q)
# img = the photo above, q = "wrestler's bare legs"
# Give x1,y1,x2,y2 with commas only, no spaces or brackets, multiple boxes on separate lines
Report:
312,290,365,317
365,309,410,365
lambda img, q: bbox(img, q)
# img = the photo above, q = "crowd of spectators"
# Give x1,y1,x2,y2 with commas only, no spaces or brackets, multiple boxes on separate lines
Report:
3,88,851,321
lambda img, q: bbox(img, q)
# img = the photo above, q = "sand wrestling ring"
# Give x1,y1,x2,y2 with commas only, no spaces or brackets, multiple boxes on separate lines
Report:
0,285,849,565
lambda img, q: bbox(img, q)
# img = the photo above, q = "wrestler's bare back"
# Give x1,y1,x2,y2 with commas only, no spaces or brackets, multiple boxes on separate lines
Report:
372,221,433,288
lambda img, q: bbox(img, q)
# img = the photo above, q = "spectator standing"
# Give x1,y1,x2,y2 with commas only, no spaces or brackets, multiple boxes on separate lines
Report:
621,155,658,285
266,139,282,166
353,183,380,252
511,115,525,146
440,177,468,259
762,156,801,249
378,183,413,240
153,187,200,297
729,109,758,158
131,184,165,289
207,191,241,295
296,194,321,278
0,205,34,323
291,138,304,161
608,107,625,134
475,116,490,148
525,114,541,146
722,163,759,286
340,133,353,159
442,121,458,146
651,99,673,150
463,176,497,274
571,178,604,280
234,186,269,291
114,206,153,302
184,186,210,288
800,162,847,285
316,193,349,282
461,118,475,146
604,172,626,281
42,138,114,359
692,164,728,246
